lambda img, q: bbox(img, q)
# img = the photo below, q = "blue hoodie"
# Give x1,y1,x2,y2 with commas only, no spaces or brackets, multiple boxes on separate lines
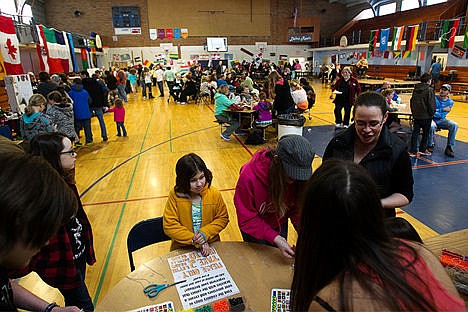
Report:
68,84,91,120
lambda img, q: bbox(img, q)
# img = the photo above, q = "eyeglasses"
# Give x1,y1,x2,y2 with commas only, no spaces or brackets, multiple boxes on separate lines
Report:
60,149,76,155
355,120,383,130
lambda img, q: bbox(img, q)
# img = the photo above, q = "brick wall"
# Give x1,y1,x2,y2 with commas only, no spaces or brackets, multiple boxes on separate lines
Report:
42,0,351,48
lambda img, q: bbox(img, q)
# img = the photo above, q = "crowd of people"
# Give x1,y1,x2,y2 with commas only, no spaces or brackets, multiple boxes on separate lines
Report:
1,57,464,311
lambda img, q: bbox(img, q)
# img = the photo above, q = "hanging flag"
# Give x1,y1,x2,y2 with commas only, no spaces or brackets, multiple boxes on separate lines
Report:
393,50,401,59
405,25,419,52
440,18,460,49
67,33,78,72
54,30,71,72
391,26,404,51
0,15,23,75
0,52,5,80
36,25,49,72
293,4,298,28
384,51,390,58
173,28,181,39
368,30,379,57
36,25,68,73
379,28,390,52
402,50,411,59
165,29,173,39
80,48,88,70
157,29,165,40
463,24,468,49
451,45,465,58
181,28,189,39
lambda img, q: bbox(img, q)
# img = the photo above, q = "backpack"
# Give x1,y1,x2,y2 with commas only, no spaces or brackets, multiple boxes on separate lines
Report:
244,129,265,145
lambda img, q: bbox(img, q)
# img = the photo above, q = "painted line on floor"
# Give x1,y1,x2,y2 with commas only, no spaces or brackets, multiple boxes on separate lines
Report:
92,100,157,305
79,125,218,198
413,158,468,169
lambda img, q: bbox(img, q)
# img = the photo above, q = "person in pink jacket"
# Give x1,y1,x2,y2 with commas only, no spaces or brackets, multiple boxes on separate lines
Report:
106,99,127,137
234,135,315,258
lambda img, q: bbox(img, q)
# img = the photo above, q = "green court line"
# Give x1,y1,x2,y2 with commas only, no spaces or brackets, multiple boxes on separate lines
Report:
92,103,156,305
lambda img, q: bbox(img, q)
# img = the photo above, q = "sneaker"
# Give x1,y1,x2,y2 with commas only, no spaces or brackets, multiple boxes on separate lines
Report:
427,145,435,153
234,130,248,136
117,134,121,137
103,136,108,142
335,123,342,128
75,142,82,147
220,133,231,141
445,146,455,157
85,142,93,146
419,150,431,156
180,102,187,105
343,124,349,128
408,152,417,157
143,96,146,100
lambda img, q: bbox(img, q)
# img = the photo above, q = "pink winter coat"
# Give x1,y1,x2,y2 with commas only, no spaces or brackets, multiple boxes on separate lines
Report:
234,148,301,244
107,106,125,123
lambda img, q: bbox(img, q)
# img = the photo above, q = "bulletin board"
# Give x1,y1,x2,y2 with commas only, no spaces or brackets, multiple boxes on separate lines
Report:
147,0,270,37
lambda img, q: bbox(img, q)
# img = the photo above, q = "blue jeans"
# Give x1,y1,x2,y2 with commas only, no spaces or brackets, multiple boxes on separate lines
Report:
215,114,239,137
429,118,458,148
91,108,108,139
74,119,93,143
410,118,432,153
157,81,164,96
61,256,94,311
116,122,127,136
116,84,128,102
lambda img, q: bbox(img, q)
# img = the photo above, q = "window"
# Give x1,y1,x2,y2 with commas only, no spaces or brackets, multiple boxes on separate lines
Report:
401,0,420,11
353,8,375,21
379,2,396,15
0,0,16,15
426,0,447,5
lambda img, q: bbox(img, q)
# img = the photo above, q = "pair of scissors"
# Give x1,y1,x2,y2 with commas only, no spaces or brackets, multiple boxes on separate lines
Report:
143,280,186,298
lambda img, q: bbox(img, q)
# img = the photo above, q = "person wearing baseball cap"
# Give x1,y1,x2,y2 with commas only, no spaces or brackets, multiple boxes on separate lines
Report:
234,134,315,258
428,84,458,157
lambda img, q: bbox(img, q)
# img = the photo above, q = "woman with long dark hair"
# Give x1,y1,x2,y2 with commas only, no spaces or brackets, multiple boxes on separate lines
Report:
14,132,96,311
290,159,464,311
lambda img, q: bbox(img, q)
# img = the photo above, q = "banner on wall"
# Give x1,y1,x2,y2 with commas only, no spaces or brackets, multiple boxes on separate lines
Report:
440,19,460,49
149,29,157,40
404,25,419,52
165,29,173,39
181,28,188,39
0,15,23,75
157,29,165,39
368,30,379,57
174,28,181,39
391,26,404,51
379,28,389,52
451,45,465,58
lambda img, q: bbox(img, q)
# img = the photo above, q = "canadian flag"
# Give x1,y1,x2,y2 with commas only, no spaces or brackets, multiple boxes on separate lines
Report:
0,15,23,75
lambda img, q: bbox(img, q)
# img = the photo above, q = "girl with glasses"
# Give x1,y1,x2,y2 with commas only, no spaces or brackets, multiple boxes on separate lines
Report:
11,132,96,311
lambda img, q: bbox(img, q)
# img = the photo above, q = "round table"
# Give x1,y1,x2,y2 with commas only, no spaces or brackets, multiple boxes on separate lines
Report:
96,241,294,311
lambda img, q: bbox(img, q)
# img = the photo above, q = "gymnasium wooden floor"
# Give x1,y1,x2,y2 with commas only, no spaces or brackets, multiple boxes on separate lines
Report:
18,80,468,307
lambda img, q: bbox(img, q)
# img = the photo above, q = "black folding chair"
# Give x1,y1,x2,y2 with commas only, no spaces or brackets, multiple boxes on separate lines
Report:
127,217,170,271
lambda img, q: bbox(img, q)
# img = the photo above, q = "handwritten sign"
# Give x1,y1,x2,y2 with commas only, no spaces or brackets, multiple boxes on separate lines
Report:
167,247,239,309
